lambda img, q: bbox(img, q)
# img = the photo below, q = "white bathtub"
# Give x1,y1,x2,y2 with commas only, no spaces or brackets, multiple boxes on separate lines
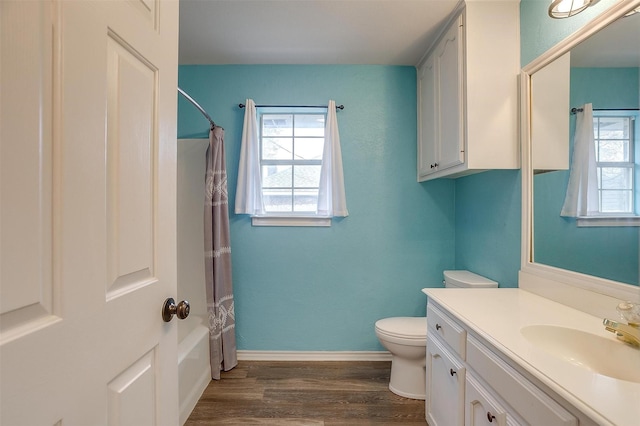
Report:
177,139,211,425
178,316,211,425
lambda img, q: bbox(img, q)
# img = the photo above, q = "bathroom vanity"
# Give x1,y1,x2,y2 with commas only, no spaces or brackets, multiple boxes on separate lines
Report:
422,288,640,426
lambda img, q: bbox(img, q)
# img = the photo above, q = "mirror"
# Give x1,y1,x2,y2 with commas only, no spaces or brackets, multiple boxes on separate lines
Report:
524,2,640,294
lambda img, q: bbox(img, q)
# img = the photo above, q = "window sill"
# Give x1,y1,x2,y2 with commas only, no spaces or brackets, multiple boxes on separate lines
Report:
577,216,640,227
251,215,331,227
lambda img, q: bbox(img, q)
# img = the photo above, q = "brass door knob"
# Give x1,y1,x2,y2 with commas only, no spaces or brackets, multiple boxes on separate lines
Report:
162,298,190,322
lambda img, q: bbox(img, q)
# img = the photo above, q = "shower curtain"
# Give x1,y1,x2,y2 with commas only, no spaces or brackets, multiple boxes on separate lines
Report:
204,126,237,379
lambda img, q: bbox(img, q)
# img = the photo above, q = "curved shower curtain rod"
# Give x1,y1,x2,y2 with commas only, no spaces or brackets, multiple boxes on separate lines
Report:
178,87,216,130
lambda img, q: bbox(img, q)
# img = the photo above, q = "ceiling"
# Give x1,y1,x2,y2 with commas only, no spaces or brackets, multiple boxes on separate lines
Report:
570,12,640,67
178,0,460,66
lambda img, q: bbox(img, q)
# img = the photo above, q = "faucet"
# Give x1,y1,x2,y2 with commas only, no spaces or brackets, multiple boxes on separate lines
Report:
603,301,640,348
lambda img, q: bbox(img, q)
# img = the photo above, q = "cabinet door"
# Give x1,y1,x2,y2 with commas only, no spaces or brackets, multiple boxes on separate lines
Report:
418,56,438,179
427,334,465,426
437,15,465,171
465,373,509,426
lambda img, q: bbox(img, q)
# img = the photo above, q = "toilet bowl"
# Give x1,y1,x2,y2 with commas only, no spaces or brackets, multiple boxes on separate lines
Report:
375,270,498,400
375,317,427,399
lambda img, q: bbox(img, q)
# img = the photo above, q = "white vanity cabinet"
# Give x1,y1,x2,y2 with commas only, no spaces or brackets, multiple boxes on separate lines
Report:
426,300,580,426
417,1,520,181
426,333,465,426
465,373,513,426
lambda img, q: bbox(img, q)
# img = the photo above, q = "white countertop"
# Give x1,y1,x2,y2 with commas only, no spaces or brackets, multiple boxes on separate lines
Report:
422,288,640,426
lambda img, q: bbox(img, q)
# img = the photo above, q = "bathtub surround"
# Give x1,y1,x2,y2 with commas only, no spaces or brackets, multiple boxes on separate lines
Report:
177,139,214,423
204,127,237,378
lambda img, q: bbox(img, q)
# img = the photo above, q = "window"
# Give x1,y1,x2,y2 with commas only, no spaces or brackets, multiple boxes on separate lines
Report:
260,113,326,214
235,99,348,226
593,114,636,214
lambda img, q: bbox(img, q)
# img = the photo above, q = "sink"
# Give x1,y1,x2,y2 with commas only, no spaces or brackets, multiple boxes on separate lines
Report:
520,325,640,383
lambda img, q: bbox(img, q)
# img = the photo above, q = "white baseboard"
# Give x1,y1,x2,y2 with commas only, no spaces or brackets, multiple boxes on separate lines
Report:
237,350,392,362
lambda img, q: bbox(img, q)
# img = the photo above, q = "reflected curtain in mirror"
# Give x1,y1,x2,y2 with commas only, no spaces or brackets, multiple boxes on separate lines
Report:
561,103,599,217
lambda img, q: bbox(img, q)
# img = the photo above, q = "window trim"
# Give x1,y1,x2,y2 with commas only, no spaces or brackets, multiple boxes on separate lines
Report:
577,216,640,227
593,114,635,215
253,109,329,227
251,216,331,227
584,111,639,226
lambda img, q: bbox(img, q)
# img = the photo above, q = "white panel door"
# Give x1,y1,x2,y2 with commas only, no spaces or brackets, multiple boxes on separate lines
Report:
1,0,180,424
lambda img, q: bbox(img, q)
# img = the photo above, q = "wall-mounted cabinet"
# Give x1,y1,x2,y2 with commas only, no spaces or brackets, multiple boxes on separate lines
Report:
417,1,520,181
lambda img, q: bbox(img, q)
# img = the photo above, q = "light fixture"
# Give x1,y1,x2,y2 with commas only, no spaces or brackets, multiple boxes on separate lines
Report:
548,0,599,19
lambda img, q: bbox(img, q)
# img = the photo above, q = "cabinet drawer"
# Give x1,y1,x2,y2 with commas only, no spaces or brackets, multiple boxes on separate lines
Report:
467,335,577,426
428,302,467,359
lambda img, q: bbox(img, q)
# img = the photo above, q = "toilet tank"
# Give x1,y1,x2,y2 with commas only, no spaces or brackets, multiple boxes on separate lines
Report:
443,270,498,288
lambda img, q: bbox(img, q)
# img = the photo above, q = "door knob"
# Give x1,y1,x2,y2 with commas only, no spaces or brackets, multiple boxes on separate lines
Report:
162,298,190,322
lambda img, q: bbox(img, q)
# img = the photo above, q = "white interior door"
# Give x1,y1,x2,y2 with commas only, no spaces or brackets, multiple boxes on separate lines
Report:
1,0,180,424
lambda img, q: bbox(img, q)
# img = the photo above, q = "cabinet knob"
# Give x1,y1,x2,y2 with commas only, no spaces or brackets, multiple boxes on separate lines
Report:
449,368,456,376
430,163,439,169
487,412,496,423
435,323,442,330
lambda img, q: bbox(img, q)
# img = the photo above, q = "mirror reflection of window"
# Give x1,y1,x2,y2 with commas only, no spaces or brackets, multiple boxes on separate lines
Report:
593,113,637,215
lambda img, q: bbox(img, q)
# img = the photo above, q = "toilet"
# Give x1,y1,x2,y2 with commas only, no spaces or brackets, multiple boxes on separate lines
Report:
374,270,498,400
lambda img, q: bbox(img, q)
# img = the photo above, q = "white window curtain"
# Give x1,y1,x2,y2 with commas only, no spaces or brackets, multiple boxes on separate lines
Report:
235,99,348,218
560,103,599,217
235,99,265,215
317,100,349,217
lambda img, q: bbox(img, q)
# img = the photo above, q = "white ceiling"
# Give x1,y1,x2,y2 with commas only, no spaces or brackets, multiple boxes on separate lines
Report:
178,0,460,65
570,12,640,67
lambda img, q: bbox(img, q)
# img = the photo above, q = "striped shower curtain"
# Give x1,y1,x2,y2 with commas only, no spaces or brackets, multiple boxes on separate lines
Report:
204,126,237,379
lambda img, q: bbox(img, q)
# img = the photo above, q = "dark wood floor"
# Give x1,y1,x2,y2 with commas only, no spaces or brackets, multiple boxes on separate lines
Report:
186,361,427,425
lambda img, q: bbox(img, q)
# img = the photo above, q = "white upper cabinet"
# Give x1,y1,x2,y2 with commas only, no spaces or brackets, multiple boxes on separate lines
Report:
417,1,520,181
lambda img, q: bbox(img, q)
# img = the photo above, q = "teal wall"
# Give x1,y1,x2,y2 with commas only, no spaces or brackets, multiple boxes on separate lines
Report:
454,171,522,287
520,0,618,65
178,65,455,351
533,67,639,285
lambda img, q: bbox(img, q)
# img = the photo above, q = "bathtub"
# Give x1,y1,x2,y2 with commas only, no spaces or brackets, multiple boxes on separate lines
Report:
178,138,211,424
178,315,211,425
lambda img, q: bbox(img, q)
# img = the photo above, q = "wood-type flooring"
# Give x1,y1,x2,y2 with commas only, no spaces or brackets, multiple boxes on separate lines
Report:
185,361,427,425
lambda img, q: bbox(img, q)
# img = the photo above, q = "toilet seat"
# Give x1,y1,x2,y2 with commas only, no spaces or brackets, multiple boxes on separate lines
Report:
375,317,427,345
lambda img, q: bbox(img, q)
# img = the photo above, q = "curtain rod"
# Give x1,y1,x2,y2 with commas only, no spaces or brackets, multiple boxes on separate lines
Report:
239,103,344,110
178,87,216,129
571,107,639,114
